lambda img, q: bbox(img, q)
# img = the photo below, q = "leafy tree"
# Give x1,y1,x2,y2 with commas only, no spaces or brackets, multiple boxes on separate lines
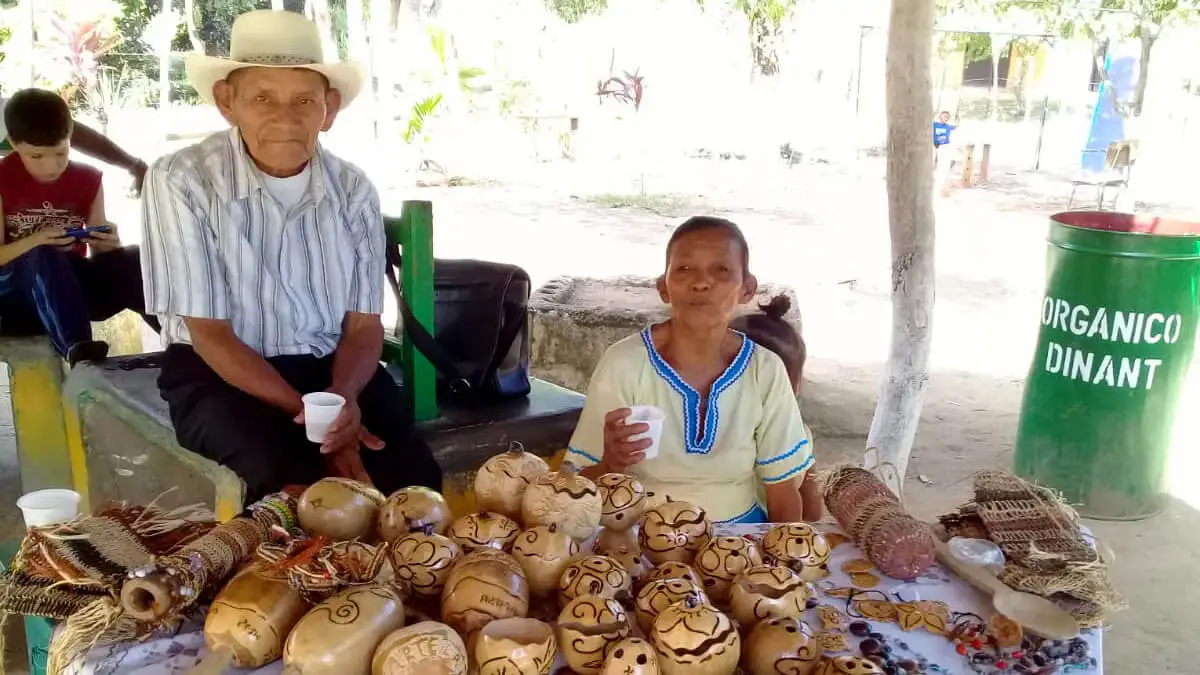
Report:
945,0,1200,116
546,0,608,23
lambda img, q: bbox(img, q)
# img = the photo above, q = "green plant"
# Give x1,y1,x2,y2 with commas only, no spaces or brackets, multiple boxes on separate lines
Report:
404,94,443,144
547,0,608,24
80,65,152,132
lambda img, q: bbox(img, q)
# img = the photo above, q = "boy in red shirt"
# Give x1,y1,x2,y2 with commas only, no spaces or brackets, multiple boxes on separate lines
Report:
0,88,156,366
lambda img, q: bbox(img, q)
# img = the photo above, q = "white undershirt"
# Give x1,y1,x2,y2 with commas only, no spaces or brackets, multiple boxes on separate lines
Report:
257,164,311,214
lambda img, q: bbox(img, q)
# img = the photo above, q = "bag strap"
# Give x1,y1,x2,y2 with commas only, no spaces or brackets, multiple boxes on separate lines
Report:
480,300,527,384
386,247,473,394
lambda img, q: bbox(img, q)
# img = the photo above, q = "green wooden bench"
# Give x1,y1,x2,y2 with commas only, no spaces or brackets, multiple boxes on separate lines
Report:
63,200,584,519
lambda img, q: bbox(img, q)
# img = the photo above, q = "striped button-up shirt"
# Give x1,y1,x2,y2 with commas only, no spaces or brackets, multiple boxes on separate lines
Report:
141,127,385,358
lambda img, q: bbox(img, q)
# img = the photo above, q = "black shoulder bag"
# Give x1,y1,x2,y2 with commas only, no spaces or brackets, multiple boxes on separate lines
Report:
385,247,532,402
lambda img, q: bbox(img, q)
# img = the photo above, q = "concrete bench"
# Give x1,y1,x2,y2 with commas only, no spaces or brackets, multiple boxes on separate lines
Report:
64,356,584,520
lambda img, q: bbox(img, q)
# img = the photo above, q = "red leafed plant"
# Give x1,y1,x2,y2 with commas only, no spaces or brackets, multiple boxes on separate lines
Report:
50,16,121,102
596,68,645,110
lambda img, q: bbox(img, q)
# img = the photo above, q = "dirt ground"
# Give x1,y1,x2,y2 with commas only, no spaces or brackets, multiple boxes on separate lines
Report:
1,156,1194,673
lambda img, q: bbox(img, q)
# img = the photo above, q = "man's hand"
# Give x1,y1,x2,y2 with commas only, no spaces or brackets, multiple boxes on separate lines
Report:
31,227,73,250
87,227,120,254
128,160,148,198
294,398,385,483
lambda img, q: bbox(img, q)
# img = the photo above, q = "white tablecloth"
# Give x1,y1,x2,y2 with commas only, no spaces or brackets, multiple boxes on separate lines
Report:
68,524,1102,675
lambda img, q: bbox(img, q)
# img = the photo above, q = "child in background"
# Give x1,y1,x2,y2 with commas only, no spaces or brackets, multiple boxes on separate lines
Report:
731,294,824,520
0,88,155,366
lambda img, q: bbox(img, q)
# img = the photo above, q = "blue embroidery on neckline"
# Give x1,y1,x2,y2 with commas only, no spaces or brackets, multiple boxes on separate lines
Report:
640,327,755,455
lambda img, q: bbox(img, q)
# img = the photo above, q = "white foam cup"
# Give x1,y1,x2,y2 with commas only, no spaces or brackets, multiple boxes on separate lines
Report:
625,405,666,460
302,392,347,443
17,489,81,528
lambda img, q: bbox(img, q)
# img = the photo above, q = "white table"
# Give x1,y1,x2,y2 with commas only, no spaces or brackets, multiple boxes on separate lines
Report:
68,523,1103,675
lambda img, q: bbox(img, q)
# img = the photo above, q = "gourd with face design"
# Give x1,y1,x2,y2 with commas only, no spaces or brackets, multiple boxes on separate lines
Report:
761,523,832,582
556,595,632,675
377,486,453,543
744,616,821,675
813,656,885,675
601,637,660,675
511,524,580,598
298,477,385,542
388,528,461,599
439,549,530,635
729,565,811,627
638,500,713,565
634,578,709,634
649,595,740,675
559,555,633,605
521,464,602,541
694,535,764,604
596,473,647,532
605,546,650,590
474,444,550,520
447,511,520,553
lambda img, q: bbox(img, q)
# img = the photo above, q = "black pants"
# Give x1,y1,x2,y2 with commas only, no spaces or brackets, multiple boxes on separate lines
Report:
0,246,159,356
158,344,443,503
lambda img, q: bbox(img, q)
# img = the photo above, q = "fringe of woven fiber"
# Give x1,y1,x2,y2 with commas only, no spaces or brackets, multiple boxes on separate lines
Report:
0,570,110,619
999,565,1127,628
46,596,145,675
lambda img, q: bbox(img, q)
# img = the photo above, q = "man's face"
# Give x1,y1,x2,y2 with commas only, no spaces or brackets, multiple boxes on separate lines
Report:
13,140,70,183
939,112,951,123
213,67,342,177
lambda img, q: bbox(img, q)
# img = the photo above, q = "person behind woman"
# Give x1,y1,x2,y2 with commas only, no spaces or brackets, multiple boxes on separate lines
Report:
566,216,815,524
730,294,823,520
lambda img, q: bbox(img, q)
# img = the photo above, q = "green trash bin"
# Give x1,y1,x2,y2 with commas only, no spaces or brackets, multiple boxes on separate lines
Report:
1013,212,1200,520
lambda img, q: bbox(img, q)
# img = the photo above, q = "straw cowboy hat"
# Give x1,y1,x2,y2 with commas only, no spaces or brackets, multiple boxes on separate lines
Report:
185,9,364,110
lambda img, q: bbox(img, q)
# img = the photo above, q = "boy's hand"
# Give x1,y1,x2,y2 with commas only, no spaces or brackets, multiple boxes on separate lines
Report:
31,227,72,249
87,228,120,254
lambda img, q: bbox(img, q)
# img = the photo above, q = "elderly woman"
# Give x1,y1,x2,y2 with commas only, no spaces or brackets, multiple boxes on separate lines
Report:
567,216,815,524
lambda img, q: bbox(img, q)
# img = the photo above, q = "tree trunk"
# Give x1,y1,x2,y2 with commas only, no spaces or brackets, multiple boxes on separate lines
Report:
184,0,206,53
346,0,368,62
370,0,395,140
866,0,936,495
989,34,1001,120
305,0,340,62
1132,33,1155,117
22,0,35,87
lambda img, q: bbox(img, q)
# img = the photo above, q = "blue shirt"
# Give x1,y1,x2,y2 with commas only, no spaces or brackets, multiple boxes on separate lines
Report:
933,122,956,148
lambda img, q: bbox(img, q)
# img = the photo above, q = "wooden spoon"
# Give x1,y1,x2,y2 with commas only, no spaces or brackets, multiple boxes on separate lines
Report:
932,537,1079,640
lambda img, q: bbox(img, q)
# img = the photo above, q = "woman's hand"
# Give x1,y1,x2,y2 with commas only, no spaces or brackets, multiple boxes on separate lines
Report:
601,408,652,472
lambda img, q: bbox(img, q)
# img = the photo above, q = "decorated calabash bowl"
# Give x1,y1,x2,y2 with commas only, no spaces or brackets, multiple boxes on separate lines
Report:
556,595,632,675
559,555,633,605
511,523,580,598
378,486,453,543
743,616,821,675
638,500,713,565
634,578,709,634
694,535,764,604
729,564,811,627
761,523,832,581
474,443,550,520
447,511,520,553
521,464,603,541
596,473,647,532
643,561,702,588
439,549,530,635
601,637,660,675
814,655,886,675
370,621,469,675
388,529,461,599
297,477,385,542
649,594,740,675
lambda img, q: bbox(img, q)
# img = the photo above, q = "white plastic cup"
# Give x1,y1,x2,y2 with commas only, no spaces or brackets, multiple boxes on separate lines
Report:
302,392,347,443
625,405,666,460
17,489,81,528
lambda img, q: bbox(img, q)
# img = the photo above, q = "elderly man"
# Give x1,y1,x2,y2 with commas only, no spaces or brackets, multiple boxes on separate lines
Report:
141,9,441,501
